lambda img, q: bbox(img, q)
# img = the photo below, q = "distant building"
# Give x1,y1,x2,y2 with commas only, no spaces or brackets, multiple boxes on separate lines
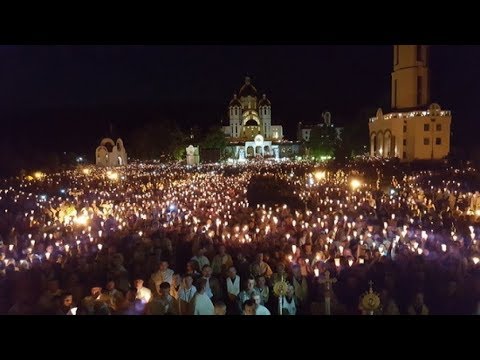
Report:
297,111,343,143
368,45,452,161
186,145,200,165
95,138,127,167
223,76,300,160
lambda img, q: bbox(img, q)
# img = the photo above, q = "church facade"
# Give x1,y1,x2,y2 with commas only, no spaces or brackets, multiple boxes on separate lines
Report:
95,138,128,167
223,77,300,160
369,45,452,161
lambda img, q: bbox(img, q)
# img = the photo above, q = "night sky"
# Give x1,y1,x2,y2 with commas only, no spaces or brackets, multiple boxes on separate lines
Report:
0,45,478,157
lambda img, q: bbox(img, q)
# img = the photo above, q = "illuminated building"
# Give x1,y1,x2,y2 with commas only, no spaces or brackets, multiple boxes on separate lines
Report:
369,45,452,161
223,76,299,160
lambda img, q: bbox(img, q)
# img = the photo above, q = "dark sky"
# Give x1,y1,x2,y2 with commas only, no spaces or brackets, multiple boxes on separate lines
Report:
0,45,478,156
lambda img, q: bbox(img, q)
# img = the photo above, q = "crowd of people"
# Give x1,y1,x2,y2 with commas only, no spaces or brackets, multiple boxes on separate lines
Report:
0,159,479,315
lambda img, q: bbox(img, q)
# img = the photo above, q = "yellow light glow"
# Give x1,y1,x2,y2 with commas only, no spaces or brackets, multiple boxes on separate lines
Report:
33,172,45,180
314,171,326,181
82,168,91,175
106,171,119,181
74,214,89,226
350,179,361,190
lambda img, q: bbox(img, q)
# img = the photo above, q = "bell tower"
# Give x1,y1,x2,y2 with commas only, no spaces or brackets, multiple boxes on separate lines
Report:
391,45,430,109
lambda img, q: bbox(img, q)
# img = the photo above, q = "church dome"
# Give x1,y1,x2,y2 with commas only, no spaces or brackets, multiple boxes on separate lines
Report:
258,94,271,107
229,94,242,107
239,76,258,98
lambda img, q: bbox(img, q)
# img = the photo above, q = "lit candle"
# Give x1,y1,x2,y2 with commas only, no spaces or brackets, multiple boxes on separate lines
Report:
314,268,320,277
441,244,447,252
292,245,297,254
334,258,340,267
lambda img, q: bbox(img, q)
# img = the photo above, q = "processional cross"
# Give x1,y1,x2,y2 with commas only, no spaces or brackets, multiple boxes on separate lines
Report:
319,270,337,315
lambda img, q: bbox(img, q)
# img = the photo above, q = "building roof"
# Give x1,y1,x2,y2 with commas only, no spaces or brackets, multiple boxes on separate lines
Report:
239,76,258,98
229,94,242,107
258,94,271,107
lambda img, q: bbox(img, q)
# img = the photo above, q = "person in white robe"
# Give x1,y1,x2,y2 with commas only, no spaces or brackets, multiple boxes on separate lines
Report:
193,278,214,315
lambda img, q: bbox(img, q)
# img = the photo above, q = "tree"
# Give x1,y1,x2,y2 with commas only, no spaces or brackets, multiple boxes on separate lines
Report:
200,126,228,158
308,125,338,159
129,120,187,161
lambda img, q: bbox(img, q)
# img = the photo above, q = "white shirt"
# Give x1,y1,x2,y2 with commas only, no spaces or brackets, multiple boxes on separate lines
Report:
151,268,174,288
203,277,213,299
227,275,240,296
136,286,152,303
256,305,271,315
178,285,197,303
282,297,296,315
193,293,214,315
191,255,210,270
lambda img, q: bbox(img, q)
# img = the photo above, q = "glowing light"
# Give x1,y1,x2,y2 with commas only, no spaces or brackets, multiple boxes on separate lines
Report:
473,257,479,265
314,269,319,277
106,171,119,181
97,244,103,251
441,244,447,252
314,171,326,181
350,179,361,190
74,214,89,226
33,172,45,180
334,258,340,267
292,245,297,254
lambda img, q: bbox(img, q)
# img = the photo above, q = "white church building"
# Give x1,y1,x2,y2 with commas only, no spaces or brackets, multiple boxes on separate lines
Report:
95,138,128,167
223,77,299,160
